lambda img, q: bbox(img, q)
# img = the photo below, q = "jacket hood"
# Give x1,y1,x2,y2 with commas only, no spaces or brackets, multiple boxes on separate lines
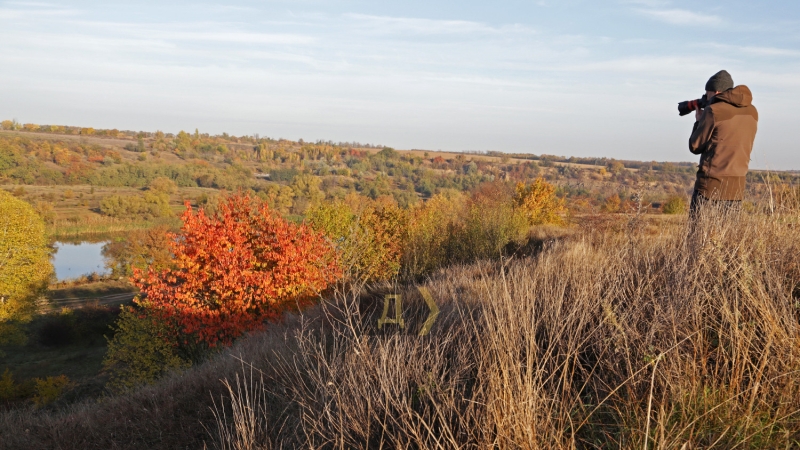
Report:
714,85,753,107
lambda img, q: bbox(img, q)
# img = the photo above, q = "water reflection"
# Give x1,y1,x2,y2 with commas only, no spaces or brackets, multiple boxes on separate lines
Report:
52,241,111,281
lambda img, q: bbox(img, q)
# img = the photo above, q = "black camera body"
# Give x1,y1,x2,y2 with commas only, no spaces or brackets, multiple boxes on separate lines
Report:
677,94,709,116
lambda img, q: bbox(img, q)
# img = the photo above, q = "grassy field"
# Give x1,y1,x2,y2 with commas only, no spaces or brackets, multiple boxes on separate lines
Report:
0,281,137,412
0,305,121,409
0,184,214,239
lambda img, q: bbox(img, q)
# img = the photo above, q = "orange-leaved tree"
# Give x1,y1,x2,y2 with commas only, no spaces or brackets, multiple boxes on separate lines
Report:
132,193,340,347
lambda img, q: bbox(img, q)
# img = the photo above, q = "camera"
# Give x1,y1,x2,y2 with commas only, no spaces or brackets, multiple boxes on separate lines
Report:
677,94,708,116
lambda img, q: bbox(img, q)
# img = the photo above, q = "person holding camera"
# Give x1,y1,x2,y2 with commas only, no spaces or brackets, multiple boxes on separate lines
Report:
687,70,758,214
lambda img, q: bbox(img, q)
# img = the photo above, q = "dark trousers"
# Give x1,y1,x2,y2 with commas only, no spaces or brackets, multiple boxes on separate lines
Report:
689,190,742,218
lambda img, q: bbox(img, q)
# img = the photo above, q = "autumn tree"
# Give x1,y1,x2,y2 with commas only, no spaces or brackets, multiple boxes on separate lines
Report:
132,193,340,347
290,174,324,214
264,184,295,215
608,160,626,175
603,194,622,213
0,190,53,346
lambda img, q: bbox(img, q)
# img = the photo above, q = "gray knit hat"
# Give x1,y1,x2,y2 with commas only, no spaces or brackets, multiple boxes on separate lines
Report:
705,70,734,92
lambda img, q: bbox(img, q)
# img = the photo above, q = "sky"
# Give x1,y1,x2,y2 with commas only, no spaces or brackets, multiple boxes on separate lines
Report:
1,1,799,168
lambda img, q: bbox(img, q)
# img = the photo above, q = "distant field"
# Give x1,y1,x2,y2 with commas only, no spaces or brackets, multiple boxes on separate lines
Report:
0,129,136,148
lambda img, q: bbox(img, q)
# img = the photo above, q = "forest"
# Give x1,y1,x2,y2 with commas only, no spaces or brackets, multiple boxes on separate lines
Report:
1,121,800,448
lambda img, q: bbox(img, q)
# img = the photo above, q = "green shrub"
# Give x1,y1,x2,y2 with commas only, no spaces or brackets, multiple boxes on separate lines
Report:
269,168,299,182
446,183,528,263
662,195,687,214
99,192,172,219
32,375,71,407
103,305,190,393
310,186,536,280
307,198,407,282
401,194,463,279
0,369,17,401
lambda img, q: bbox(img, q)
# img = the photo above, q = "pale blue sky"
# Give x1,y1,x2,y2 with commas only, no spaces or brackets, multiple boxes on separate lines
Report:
2,1,799,168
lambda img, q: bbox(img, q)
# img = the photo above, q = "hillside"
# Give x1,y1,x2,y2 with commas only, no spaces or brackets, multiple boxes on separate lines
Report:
1,207,799,448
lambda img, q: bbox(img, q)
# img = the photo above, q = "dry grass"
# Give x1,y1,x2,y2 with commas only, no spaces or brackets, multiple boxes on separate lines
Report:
215,206,800,448
2,205,800,449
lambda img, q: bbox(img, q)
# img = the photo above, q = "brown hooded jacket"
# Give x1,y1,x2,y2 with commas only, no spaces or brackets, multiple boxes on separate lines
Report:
689,85,758,200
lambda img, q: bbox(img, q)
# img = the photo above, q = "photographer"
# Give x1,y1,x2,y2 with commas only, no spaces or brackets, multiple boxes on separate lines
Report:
688,70,758,214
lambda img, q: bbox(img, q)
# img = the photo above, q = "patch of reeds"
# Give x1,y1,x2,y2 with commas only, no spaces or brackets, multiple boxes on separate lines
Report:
48,215,178,240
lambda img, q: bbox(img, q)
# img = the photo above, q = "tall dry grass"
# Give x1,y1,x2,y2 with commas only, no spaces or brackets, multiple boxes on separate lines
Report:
2,205,799,449
215,205,800,448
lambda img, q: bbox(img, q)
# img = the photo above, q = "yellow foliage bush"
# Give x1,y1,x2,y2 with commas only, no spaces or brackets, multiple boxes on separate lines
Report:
603,194,621,213
513,178,566,225
148,176,178,195
32,375,71,407
33,201,55,224
313,182,569,281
